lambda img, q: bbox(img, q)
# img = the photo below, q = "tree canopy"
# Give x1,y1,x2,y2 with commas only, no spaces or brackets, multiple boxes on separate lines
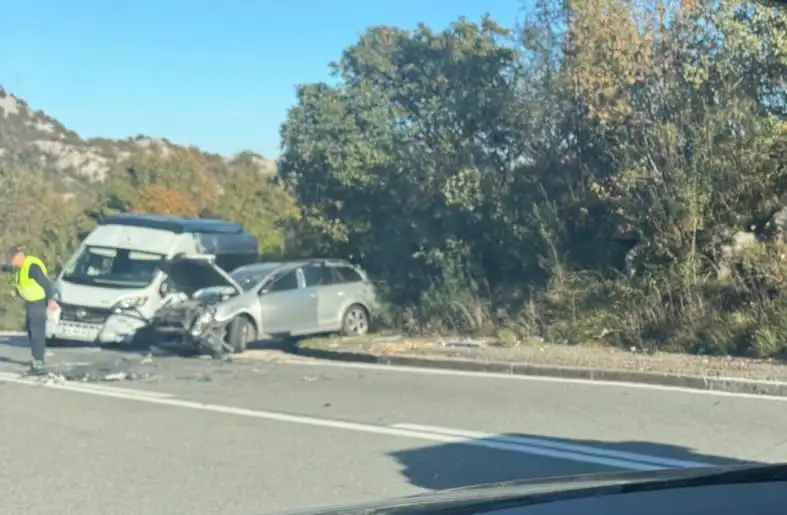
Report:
279,0,787,355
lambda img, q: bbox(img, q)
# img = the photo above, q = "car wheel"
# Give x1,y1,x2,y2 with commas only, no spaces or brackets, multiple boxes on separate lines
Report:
341,304,370,336
228,316,256,353
128,326,155,350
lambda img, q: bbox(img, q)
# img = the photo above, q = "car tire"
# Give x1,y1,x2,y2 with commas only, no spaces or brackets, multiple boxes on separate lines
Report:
341,304,370,336
45,337,62,347
228,316,256,354
128,326,155,350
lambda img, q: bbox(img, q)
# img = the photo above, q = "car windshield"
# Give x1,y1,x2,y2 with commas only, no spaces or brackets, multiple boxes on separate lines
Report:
229,264,280,291
61,245,165,289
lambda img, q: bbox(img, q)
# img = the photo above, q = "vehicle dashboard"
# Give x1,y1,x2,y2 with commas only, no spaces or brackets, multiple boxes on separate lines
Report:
463,481,787,515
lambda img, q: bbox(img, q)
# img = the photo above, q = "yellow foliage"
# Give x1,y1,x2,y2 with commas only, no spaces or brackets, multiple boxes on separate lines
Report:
131,184,199,216
212,168,301,257
566,0,657,125
105,148,220,212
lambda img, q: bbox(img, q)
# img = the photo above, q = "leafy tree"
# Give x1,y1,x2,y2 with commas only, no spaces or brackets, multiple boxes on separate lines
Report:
212,166,301,258
278,3,787,354
281,17,528,307
131,184,199,216
92,148,220,218
0,166,87,328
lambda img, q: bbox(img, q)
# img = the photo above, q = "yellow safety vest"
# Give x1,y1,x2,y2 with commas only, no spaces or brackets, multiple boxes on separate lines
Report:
16,256,48,302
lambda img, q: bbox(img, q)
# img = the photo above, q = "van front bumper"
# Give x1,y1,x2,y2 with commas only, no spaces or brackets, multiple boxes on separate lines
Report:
47,313,149,344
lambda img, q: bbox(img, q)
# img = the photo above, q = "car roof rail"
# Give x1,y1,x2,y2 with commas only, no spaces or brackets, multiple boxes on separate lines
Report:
302,257,342,265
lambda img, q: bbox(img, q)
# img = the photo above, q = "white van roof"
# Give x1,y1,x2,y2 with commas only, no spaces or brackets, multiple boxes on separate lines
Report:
100,213,243,235
98,213,259,257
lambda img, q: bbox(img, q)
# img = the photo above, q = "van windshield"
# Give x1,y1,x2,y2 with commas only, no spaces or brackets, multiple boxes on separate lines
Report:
61,246,165,289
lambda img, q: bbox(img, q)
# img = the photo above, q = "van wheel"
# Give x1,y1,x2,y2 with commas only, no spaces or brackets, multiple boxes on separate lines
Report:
341,304,370,336
228,316,256,353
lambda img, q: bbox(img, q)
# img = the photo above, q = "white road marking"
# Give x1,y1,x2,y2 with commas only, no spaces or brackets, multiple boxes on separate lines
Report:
0,371,704,471
276,358,787,402
0,372,173,399
393,423,710,469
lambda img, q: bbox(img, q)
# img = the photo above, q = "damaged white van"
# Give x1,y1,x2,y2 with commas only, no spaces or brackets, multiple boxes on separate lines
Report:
49,214,258,345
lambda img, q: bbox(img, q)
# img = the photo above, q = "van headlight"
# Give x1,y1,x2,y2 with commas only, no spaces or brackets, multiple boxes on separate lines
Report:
191,308,217,336
113,296,148,312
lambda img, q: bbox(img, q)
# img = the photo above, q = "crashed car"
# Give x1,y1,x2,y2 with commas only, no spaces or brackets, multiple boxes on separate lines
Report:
148,255,380,357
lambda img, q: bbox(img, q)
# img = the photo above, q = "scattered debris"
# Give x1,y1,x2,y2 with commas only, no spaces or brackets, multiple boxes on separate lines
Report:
47,355,157,383
176,373,212,382
373,334,404,343
102,372,128,382
441,339,487,349
35,373,66,385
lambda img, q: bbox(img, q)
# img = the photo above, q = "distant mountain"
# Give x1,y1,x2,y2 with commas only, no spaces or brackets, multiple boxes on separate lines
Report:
0,87,277,192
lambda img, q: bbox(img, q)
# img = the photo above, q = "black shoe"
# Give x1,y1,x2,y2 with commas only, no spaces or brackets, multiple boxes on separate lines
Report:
27,361,47,376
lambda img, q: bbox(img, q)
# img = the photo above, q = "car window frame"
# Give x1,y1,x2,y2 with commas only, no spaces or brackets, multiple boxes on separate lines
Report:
260,268,302,294
303,263,333,288
330,265,364,284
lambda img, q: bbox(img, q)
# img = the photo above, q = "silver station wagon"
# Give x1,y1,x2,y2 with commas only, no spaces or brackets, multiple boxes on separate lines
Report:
148,256,380,356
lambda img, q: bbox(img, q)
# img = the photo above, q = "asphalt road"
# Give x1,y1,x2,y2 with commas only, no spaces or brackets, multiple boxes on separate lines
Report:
1,333,786,514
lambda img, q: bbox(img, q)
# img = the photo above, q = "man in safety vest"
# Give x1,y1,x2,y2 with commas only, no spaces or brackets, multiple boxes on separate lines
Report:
7,247,57,374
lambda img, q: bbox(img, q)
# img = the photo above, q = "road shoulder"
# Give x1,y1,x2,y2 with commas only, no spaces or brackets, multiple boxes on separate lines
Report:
294,335,787,397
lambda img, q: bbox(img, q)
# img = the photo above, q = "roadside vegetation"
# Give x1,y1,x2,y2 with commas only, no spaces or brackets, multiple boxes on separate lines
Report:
4,0,787,359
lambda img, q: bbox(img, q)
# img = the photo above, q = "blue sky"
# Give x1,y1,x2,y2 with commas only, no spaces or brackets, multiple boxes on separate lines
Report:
4,0,524,158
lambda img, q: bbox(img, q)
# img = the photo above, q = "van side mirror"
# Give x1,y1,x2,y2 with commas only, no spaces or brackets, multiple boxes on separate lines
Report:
260,288,270,296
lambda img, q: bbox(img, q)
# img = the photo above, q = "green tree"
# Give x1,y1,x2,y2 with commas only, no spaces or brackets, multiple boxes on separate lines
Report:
0,166,87,328
280,17,529,310
213,166,301,258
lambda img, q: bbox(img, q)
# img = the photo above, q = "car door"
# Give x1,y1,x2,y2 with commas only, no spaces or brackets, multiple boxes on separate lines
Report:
303,263,341,330
314,264,368,331
258,268,317,335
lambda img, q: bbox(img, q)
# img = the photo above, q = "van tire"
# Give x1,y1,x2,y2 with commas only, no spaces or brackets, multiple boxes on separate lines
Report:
228,316,256,354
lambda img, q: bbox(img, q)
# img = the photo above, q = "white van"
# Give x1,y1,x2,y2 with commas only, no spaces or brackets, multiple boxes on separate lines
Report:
49,214,258,345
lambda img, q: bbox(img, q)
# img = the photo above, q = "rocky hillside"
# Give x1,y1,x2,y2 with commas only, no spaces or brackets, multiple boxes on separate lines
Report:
0,87,277,192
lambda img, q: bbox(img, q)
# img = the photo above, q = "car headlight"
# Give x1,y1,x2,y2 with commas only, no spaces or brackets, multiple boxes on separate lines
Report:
113,296,148,312
190,308,217,336
197,309,216,325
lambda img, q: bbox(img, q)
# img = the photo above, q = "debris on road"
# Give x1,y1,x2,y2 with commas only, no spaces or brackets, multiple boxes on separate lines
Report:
440,338,488,349
46,355,158,383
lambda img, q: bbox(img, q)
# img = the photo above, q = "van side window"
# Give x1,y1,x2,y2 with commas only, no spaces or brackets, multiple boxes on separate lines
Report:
331,266,363,284
268,270,299,292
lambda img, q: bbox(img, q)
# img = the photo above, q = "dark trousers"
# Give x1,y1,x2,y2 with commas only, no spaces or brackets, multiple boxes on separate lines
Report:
25,300,47,363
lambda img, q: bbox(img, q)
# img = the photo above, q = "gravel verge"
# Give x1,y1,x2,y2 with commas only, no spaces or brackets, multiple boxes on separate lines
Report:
295,335,787,397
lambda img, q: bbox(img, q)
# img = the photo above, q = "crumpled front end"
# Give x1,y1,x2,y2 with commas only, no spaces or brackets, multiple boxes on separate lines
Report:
149,299,233,358
148,254,245,358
